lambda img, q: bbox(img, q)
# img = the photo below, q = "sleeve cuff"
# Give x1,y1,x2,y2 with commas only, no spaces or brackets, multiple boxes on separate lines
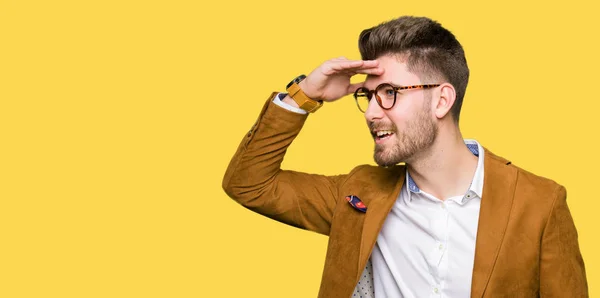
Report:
272,93,308,115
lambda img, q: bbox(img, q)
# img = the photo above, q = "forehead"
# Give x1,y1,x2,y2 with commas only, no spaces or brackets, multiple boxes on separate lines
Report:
364,55,421,89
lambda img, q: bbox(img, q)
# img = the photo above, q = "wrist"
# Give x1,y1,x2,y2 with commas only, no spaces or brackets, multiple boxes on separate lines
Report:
282,94,300,108
297,80,314,99
286,75,323,113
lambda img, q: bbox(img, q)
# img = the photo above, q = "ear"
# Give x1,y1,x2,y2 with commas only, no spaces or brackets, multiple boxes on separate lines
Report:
433,83,456,120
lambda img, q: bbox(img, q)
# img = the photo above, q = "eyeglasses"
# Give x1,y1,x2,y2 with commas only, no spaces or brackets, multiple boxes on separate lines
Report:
353,83,441,113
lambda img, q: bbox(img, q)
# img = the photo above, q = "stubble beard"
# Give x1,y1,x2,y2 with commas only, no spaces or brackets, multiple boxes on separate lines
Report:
373,105,438,167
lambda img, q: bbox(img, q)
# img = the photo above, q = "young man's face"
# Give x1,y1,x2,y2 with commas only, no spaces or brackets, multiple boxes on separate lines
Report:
363,55,439,166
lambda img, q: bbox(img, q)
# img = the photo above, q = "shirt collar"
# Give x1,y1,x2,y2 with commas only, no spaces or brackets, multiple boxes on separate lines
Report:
406,139,485,204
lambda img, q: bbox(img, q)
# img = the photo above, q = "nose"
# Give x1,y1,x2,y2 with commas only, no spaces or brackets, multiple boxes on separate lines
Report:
364,95,384,122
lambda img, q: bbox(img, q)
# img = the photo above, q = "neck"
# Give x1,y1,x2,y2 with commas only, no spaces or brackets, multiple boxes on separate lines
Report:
405,125,478,201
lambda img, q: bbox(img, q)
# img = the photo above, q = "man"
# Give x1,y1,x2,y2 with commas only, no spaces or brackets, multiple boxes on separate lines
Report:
222,16,588,297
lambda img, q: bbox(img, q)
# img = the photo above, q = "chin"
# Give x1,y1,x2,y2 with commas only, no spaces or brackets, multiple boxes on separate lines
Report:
374,152,404,167
374,143,416,167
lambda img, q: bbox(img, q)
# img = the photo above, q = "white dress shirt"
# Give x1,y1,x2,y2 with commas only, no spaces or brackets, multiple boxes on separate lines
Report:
273,94,485,298
371,141,484,298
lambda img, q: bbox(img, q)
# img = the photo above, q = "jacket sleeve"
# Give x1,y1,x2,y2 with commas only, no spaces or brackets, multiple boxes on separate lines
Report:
222,93,347,236
539,185,588,297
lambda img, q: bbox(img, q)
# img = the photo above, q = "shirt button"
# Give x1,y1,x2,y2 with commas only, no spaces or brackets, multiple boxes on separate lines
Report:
438,244,444,250
441,203,446,209
433,287,439,293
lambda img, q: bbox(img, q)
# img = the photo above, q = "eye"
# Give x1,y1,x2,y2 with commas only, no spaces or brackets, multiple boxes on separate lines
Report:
379,86,395,98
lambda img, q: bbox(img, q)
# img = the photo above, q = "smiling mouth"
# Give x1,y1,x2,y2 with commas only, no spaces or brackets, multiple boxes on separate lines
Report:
372,130,395,143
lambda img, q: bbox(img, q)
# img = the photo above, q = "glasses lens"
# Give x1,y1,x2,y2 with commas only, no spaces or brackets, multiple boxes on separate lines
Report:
376,84,396,109
355,88,370,113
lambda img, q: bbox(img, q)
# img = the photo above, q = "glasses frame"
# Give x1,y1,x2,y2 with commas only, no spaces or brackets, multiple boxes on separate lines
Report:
353,83,441,113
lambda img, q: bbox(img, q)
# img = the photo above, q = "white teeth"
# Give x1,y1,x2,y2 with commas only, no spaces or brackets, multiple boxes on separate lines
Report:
376,130,394,137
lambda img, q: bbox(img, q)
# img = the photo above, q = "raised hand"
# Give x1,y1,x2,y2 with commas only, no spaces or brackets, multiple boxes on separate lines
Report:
298,57,384,102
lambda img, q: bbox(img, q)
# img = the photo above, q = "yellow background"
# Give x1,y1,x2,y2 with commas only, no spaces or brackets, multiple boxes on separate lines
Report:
1,0,598,297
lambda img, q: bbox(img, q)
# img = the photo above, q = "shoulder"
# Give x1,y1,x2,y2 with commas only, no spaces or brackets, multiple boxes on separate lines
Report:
485,148,565,205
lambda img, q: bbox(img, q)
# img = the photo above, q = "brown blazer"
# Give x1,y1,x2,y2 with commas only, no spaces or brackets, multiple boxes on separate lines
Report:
222,93,588,298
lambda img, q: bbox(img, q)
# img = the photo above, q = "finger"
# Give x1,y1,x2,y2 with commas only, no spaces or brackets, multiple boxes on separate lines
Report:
335,60,364,69
329,61,367,71
323,61,381,76
330,60,380,71
354,67,384,75
327,66,382,79
361,60,379,67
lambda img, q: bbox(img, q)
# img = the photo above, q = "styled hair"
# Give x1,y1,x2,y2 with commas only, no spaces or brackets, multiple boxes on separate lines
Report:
359,16,469,122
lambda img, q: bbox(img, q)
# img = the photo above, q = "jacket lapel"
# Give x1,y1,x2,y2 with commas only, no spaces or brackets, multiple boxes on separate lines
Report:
470,148,518,298
356,166,406,279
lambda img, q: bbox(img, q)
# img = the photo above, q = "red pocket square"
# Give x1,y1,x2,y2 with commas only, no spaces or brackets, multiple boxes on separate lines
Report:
345,195,367,212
